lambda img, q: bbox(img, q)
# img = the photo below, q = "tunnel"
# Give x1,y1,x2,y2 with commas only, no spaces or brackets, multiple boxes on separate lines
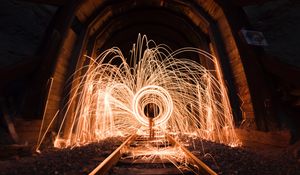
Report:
1,0,300,174
27,0,267,130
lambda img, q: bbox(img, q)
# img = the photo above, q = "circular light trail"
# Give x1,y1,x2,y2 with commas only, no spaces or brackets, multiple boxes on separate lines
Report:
132,85,173,127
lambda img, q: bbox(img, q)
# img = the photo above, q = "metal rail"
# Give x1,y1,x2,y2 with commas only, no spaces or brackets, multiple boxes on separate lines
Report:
166,134,218,175
89,133,217,175
89,134,137,175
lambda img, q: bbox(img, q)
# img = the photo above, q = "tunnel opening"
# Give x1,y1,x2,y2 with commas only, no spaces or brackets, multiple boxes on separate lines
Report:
32,0,250,149
144,103,160,119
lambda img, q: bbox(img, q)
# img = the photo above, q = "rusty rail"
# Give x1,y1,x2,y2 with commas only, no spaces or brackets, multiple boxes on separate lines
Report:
89,133,217,175
166,134,218,175
89,134,137,175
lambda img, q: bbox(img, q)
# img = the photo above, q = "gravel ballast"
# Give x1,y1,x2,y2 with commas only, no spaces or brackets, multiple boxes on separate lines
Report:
0,136,299,175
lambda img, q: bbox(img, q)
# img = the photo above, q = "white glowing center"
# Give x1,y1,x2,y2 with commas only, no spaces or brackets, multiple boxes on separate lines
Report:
133,85,173,126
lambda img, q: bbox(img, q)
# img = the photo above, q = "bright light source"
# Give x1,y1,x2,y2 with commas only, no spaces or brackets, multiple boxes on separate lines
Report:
39,35,240,149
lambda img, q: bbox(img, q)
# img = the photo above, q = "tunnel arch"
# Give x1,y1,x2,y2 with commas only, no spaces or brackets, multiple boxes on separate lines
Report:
34,0,275,135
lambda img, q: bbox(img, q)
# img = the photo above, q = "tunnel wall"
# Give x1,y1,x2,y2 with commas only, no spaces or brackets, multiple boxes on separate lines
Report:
44,29,77,128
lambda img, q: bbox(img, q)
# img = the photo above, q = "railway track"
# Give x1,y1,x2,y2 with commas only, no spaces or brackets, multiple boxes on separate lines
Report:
89,130,217,175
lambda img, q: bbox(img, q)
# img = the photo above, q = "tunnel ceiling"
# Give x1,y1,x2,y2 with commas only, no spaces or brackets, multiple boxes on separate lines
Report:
79,0,213,62
90,8,211,63
92,8,208,56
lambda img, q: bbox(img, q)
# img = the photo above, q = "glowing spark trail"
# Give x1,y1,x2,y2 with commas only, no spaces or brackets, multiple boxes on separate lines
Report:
49,35,239,148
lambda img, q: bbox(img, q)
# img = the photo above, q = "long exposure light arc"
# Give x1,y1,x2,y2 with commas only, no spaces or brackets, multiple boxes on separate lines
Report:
132,85,173,127
38,34,240,149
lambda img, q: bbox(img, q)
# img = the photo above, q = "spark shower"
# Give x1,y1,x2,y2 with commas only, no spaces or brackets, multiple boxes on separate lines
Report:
38,35,239,149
